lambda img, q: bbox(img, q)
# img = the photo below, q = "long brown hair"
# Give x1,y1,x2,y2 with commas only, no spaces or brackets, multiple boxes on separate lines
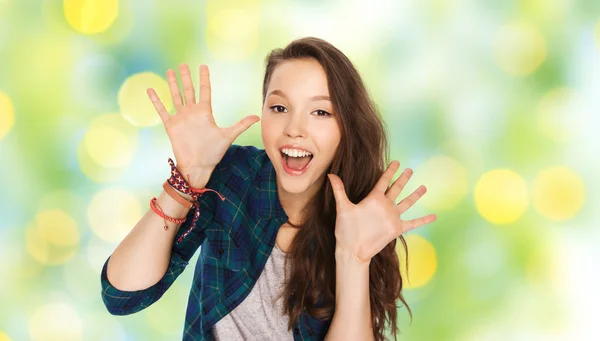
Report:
261,37,412,341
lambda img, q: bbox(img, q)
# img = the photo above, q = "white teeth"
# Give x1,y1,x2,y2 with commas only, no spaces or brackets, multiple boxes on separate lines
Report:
281,148,312,158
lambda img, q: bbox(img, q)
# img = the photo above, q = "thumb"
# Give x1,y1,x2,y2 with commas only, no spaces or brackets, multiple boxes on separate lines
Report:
327,174,350,209
225,115,260,140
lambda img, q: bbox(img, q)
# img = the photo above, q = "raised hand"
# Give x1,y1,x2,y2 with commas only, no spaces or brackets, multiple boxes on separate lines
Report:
146,64,260,187
327,161,437,263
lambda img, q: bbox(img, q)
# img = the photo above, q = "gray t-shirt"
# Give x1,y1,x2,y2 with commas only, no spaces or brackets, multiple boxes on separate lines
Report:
212,241,294,340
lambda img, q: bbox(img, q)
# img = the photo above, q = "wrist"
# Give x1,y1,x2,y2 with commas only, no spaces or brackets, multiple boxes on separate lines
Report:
176,166,212,188
335,247,371,266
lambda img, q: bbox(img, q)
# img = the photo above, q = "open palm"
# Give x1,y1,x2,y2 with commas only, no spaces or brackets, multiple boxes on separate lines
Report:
327,161,437,263
146,64,260,184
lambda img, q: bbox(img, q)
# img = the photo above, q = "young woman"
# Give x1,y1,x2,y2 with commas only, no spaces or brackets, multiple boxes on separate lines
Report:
100,37,437,341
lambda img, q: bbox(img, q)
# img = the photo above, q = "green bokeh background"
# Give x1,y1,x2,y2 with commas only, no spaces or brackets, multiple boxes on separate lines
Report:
1,0,599,340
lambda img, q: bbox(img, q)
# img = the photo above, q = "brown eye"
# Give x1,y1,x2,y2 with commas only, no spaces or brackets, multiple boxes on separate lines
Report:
269,105,287,113
313,109,332,117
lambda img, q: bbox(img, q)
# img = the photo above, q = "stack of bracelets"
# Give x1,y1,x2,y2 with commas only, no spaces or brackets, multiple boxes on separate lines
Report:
150,157,225,244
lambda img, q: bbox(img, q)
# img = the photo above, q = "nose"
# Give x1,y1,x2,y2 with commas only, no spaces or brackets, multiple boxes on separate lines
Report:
283,112,307,138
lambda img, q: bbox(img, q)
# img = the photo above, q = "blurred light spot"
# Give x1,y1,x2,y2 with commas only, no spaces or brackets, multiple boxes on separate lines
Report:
0,331,13,341
83,114,138,168
77,139,124,182
396,234,437,288
78,114,138,182
536,88,583,142
63,0,119,34
88,188,141,243
413,155,468,211
532,166,585,221
494,22,546,76
118,72,171,127
26,210,80,265
29,303,82,341
206,3,259,61
474,169,528,224
0,90,14,139
520,0,571,24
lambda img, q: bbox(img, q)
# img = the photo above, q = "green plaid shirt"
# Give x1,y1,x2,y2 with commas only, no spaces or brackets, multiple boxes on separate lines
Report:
100,144,332,340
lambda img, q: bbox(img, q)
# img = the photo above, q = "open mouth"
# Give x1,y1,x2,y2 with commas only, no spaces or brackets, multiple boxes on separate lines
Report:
279,148,314,174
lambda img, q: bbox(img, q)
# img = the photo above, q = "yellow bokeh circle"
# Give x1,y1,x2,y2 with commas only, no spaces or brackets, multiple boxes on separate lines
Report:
78,114,138,182
118,72,171,127
88,188,142,243
82,114,138,168
0,91,15,139
396,234,437,288
63,0,119,34
414,155,469,211
29,303,82,341
474,169,529,225
532,166,585,221
77,140,124,183
26,210,80,265
0,331,13,341
494,22,547,76
206,4,259,61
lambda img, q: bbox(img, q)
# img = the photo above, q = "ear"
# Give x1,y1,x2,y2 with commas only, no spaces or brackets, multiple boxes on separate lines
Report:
327,174,351,209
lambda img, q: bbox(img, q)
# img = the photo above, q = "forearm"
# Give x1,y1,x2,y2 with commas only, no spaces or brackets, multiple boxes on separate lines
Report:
324,248,375,341
106,185,197,291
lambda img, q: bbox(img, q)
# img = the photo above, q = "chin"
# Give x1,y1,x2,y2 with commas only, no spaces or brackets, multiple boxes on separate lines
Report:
276,172,315,194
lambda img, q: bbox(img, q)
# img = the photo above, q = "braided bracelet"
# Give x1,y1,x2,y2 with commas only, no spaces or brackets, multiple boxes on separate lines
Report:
166,158,226,244
150,197,187,230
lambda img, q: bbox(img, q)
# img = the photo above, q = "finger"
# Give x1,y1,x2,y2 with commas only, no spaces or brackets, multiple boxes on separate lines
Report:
166,69,183,109
400,213,437,233
385,168,413,202
396,185,427,213
224,115,260,140
327,173,351,209
198,64,212,108
146,88,170,124
178,63,196,105
373,161,401,194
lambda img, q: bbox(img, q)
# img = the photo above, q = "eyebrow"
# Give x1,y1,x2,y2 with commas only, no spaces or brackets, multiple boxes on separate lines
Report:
267,89,330,102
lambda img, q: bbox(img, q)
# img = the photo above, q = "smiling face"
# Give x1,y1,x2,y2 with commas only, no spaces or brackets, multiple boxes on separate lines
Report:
261,58,342,197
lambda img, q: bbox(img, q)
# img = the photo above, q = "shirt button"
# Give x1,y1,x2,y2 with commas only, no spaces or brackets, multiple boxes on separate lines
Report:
294,327,299,335
218,248,224,255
